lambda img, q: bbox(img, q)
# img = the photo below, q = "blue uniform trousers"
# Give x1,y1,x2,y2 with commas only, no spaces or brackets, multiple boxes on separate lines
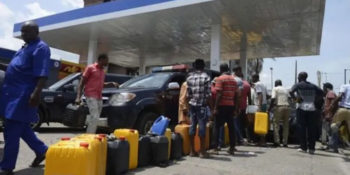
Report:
0,119,47,170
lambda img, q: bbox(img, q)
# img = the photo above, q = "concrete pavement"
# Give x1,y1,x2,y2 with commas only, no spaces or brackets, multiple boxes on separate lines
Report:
0,124,349,175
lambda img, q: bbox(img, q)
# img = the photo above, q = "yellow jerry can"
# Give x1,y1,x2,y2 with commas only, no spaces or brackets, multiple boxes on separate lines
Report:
254,112,269,135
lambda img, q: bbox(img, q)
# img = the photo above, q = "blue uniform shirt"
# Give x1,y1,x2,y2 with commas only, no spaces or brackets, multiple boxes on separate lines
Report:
0,38,50,123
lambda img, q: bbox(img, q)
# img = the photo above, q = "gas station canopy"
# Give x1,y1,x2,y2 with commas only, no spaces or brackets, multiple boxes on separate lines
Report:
13,0,325,71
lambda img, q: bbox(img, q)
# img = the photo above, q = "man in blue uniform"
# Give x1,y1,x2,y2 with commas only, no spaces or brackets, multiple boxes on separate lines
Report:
0,21,49,174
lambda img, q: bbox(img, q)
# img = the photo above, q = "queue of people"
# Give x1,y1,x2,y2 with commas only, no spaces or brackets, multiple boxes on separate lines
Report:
178,62,350,159
0,21,349,174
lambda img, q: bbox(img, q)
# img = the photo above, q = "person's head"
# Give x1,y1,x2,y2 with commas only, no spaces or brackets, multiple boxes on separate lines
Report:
219,63,229,74
193,59,205,71
298,72,308,82
21,21,39,43
233,66,243,78
275,80,282,87
97,54,109,67
323,82,333,92
252,74,259,83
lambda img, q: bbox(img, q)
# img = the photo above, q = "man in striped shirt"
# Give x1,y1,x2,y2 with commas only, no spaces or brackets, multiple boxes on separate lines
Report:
186,59,211,158
212,63,240,155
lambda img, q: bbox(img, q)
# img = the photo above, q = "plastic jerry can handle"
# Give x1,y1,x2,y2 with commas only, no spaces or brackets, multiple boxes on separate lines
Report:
99,134,106,138
80,142,89,148
119,136,126,141
61,137,71,141
95,136,103,141
154,116,163,123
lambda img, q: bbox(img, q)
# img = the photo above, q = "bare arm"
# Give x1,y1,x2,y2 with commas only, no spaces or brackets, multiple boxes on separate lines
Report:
289,85,297,100
75,77,87,104
248,89,252,105
29,77,47,107
331,93,343,108
257,92,263,110
214,90,222,114
104,82,119,88
268,99,275,113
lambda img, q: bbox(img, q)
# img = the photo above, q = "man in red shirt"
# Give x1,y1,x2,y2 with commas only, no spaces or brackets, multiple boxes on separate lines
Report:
75,54,118,133
212,63,240,155
321,83,337,148
233,66,251,143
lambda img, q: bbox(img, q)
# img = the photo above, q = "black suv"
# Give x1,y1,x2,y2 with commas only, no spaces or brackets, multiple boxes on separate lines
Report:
104,67,219,134
37,73,132,129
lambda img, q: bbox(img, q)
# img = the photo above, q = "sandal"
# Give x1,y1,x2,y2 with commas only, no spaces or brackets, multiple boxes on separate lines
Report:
227,147,235,155
189,152,199,157
199,152,210,159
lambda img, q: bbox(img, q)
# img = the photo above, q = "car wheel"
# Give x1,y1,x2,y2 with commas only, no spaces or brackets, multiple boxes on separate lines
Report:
136,112,158,135
31,110,43,131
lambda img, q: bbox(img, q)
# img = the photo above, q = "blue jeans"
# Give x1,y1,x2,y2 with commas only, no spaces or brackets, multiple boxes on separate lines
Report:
0,119,48,170
189,105,208,137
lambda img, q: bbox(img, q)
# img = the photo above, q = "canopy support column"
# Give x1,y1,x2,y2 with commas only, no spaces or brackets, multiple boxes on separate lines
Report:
240,31,248,79
210,24,221,71
87,39,97,65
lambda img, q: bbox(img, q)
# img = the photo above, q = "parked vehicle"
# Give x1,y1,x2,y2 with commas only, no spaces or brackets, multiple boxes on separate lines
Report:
36,73,132,130
105,65,220,134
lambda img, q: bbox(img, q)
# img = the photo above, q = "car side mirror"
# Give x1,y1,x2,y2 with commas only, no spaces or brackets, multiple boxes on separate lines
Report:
167,82,180,90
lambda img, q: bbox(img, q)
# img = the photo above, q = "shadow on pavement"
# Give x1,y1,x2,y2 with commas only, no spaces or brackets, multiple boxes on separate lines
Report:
209,155,232,161
36,127,85,134
127,159,186,174
218,152,257,158
236,150,265,154
126,167,147,174
14,167,44,175
313,152,345,158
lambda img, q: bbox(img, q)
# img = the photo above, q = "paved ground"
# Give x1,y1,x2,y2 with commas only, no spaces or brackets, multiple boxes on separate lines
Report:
0,124,349,175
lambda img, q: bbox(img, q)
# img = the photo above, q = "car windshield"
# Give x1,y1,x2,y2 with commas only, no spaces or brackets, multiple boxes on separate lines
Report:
120,73,172,89
48,73,80,90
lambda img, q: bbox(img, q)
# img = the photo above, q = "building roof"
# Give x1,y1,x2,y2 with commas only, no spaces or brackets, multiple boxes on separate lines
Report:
13,0,326,67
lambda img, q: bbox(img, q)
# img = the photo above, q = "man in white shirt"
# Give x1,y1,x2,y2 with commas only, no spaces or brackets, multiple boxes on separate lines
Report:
268,80,291,147
252,74,267,112
252,74,268,146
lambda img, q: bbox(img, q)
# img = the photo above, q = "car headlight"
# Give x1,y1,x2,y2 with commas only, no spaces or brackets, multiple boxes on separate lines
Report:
109,93,136,106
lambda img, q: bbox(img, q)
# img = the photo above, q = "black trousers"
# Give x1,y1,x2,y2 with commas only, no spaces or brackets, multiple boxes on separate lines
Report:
238,110,248,138
214,106,236,148
297,109,318,150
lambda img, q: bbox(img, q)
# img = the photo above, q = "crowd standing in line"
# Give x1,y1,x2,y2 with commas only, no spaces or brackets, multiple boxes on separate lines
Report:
0,22,349,174
178,62,350,158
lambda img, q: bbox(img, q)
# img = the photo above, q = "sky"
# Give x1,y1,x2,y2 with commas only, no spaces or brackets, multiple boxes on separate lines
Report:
0,0,349,91
260,0,350,92
0,0,82,62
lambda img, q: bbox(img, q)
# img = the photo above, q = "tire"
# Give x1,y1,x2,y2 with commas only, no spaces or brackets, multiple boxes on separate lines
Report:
136,112,158,135
31,110,43,131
